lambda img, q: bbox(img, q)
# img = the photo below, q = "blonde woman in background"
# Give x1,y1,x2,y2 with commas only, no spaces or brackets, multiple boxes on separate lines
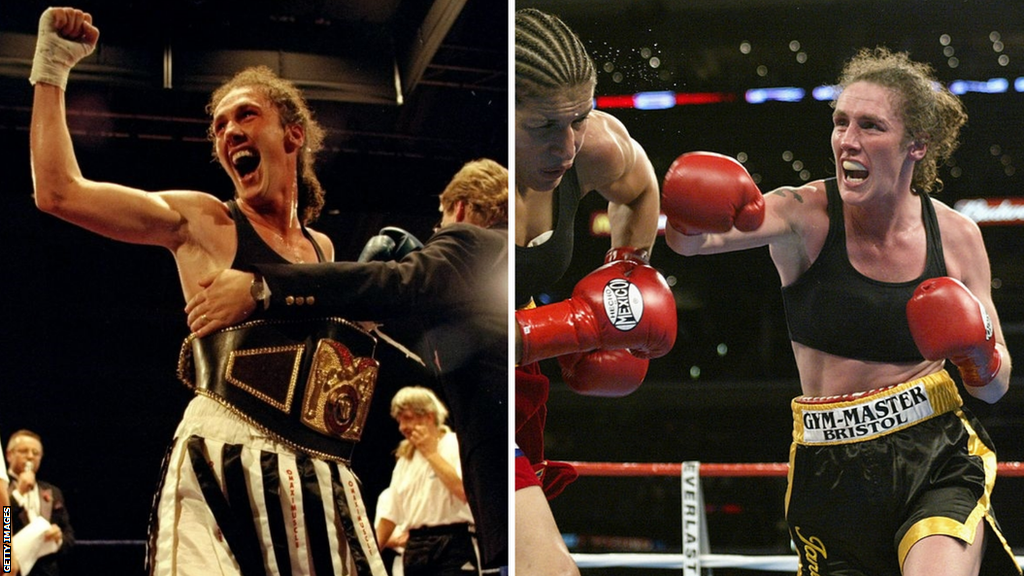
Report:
376,387,478,576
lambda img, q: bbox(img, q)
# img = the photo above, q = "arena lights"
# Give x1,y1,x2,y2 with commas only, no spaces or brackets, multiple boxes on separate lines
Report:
745,87,804,103
811,85,838,101
590,211,667,236
634,91,676,110
596,77,1024,110
949,78,1009,94
594,91,736,110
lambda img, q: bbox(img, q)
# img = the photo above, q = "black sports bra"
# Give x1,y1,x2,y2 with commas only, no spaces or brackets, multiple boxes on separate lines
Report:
514,167,582,308
780,179,947,362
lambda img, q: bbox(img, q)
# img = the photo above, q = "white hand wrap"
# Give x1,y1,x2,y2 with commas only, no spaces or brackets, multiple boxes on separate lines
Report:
29,8,96,90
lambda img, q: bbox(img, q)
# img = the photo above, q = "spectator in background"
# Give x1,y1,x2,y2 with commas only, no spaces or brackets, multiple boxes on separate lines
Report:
6,430,74,576
376,387,477,576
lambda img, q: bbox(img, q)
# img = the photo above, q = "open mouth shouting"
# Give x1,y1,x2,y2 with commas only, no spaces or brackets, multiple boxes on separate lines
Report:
232,148,261,182
842,160,868,184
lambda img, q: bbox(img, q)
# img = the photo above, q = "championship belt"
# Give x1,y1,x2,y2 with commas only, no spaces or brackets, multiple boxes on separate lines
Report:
177,318,379,462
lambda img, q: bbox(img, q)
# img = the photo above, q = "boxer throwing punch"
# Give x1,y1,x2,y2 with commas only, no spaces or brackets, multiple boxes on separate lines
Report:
663,48,1019,576
515,8,676,576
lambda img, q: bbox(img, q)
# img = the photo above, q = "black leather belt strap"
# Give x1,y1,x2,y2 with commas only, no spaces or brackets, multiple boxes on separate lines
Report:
178,318,379,462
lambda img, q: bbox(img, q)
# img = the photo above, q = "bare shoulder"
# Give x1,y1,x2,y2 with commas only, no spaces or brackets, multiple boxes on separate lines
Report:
574,110,634,192
765,180,826,200
931,196,982,239
765,181,827,220
932,195,987,261
762,181,830,282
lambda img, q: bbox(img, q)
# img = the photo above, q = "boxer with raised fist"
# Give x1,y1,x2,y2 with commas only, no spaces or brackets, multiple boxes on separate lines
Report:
28,7,393,574
29,7,99,90
663,47,1017,575
515,9,665,576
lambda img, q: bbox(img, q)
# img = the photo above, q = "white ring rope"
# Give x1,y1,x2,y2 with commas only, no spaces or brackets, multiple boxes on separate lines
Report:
572,552,1024,571
564,461,1024,571
573,553,798,571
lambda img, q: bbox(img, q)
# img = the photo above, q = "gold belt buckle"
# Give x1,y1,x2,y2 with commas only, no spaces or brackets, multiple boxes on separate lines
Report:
301,339,379,442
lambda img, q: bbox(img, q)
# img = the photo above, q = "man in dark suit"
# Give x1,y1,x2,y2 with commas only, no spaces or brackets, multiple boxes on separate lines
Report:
6,430,74,576
183,158,509,574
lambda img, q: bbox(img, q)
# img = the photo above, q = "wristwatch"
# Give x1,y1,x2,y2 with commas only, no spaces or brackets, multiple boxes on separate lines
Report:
250,272,271,311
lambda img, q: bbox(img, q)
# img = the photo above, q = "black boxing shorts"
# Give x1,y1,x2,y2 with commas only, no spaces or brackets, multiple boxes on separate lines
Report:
785,370,1021,576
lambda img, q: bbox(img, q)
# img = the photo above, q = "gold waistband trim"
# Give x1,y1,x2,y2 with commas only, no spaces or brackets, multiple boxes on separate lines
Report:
791,370,962,445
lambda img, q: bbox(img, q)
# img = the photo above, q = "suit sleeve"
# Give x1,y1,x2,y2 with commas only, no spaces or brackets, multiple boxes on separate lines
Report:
254,226,503,320
49,484,75,554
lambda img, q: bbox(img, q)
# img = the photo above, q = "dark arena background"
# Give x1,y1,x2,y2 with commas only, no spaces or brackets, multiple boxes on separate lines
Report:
2,0,1024,575
518,0,1024,575
0,0,506,573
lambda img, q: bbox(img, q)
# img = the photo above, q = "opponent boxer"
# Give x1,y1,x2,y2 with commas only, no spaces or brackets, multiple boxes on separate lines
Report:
663,48,1019,576
515,8,675,576
29,7,387,575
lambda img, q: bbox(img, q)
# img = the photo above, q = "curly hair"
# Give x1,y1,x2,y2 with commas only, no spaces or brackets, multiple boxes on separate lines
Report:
207,66,327,223
834,47,967,194
515,8,596,103
440,158,508,227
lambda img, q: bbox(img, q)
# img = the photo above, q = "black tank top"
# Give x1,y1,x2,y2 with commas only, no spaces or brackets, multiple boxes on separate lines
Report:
780,179,947,362
515,166,582,308
227,200,325,316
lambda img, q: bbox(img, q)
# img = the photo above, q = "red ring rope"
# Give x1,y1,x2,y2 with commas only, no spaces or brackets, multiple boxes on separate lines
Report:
569,461,1024,477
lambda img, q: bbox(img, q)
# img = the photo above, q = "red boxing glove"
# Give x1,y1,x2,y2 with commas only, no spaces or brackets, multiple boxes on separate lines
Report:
907,277,1001,387
533,460,579,500
516,260,677,366
604,246,650,265
559,349,649,397
662,151,765,234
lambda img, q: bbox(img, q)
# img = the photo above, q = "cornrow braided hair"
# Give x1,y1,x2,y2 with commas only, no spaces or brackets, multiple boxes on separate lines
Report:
515,8,596,102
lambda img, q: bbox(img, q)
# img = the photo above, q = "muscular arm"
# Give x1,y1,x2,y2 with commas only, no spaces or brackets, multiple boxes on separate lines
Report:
575,111,660,253
31,84,194,250
28,9,195,249
665,182,825,286
602,138,660,252
938,206,1012,402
